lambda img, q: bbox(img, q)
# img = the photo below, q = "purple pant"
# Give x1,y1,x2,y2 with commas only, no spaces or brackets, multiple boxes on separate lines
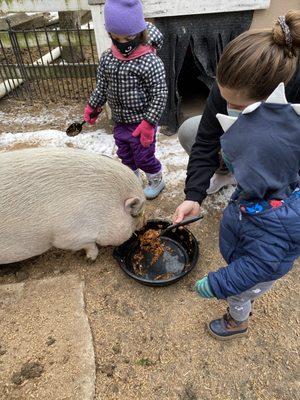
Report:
113,123,161,174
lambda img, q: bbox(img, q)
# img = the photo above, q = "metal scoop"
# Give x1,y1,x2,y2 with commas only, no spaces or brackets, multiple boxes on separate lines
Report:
66,120,86,137
66,109,101,137
159,215,203,237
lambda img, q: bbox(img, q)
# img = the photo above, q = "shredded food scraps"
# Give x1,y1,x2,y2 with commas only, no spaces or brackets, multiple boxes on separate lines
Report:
132,229,167,277
139,229,165,264
154,272,175,280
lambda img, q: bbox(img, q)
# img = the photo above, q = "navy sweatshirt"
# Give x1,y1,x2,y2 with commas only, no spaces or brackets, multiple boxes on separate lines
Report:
184,70,300,204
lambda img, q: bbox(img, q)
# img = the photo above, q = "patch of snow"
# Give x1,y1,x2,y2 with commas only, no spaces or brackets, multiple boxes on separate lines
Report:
156,136,188,167
202,185,235,212
49,12,58,21
81,21,94,29
163,170,186,187
0,129,115,156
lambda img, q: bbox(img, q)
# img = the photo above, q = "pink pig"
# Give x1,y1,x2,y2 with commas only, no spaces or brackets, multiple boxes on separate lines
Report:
0,147,145,264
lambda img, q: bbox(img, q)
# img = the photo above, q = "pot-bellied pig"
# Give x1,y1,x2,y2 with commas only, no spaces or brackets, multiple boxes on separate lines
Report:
0,147,145,264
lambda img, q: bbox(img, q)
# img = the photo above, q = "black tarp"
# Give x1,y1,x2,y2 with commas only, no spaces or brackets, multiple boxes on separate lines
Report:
155,11,254,131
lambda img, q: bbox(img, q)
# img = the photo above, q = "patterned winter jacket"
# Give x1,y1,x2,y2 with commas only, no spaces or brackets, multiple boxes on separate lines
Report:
88,23,168,126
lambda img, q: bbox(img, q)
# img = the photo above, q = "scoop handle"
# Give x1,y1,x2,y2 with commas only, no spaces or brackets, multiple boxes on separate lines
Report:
160,215,203,236
65,107,101,136
79,109,99,127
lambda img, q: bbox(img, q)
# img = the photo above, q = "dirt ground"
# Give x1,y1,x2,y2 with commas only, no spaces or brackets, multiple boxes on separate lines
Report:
0,99,299,400
0,98,113,135
0,275,95,400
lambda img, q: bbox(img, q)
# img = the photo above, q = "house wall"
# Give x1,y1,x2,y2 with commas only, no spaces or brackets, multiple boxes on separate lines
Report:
251,0,299,29
0,0,270,15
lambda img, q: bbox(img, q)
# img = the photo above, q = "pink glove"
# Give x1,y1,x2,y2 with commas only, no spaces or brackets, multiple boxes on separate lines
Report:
83,104,102,125
132,120,155,148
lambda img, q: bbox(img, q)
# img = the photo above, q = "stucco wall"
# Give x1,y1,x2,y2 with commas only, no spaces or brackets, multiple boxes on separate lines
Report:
251,0,299,29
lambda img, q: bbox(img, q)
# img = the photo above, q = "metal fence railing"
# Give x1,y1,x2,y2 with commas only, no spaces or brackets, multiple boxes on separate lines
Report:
0,20,99,102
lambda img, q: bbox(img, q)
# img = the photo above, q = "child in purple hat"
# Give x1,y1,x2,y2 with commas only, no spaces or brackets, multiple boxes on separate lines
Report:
83,0,168,199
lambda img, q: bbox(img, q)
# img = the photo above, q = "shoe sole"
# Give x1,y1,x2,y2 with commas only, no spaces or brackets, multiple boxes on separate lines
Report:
206,322,248,341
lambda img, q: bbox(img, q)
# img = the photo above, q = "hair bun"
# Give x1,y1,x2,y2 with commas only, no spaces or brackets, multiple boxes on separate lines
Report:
272,19,287,46
273,10,300,50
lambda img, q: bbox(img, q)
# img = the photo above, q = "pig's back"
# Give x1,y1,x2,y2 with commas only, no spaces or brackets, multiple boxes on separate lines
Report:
0,147,142,216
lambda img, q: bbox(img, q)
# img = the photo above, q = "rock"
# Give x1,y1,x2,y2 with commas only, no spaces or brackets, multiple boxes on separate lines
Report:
46,336,56,346
11,372,23,385
180,385,198,400
20,361,44,379
112,343,121,354
111,384,119,393
97,363,115,377
121,305,135,317
61,355,70,364
11,361,44,385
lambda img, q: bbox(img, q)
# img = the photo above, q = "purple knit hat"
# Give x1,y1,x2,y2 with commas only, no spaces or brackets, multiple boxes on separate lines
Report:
104,0,147,36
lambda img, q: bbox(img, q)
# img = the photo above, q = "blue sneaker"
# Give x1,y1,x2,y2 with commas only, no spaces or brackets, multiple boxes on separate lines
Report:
144,171,165,199
207,311,248,341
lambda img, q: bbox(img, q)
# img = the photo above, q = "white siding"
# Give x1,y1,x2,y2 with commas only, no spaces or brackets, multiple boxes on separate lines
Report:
0,0,270,15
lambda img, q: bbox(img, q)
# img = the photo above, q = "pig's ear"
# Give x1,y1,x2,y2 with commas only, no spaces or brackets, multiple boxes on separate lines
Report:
125,197,144,216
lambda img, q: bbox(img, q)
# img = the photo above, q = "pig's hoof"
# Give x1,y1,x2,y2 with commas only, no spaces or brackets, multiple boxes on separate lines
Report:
84,244,99,263
86,257,97,264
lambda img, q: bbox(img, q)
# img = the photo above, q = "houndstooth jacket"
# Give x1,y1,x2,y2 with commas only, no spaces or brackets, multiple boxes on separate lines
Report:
88,23,168,126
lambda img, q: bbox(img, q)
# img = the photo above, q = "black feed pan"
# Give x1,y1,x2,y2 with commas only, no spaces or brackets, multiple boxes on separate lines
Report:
113,219,199,286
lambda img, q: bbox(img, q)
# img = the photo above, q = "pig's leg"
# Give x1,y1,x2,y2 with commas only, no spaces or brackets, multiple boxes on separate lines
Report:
83,243,99,261
52,234,98,260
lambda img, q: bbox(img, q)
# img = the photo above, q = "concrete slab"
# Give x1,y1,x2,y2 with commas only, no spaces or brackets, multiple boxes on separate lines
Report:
0,274,95,400
0,13,46,30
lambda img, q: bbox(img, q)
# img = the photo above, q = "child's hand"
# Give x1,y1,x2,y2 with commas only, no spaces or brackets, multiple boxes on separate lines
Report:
195,276,215,298
132,120,155,147
84,104,102,125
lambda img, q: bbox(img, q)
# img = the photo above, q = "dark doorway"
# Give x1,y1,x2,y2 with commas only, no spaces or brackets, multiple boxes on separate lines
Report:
177,45,210,125
155,11,253,131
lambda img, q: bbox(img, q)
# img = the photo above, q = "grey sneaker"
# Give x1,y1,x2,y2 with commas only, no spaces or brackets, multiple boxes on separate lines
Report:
206,172,236,195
